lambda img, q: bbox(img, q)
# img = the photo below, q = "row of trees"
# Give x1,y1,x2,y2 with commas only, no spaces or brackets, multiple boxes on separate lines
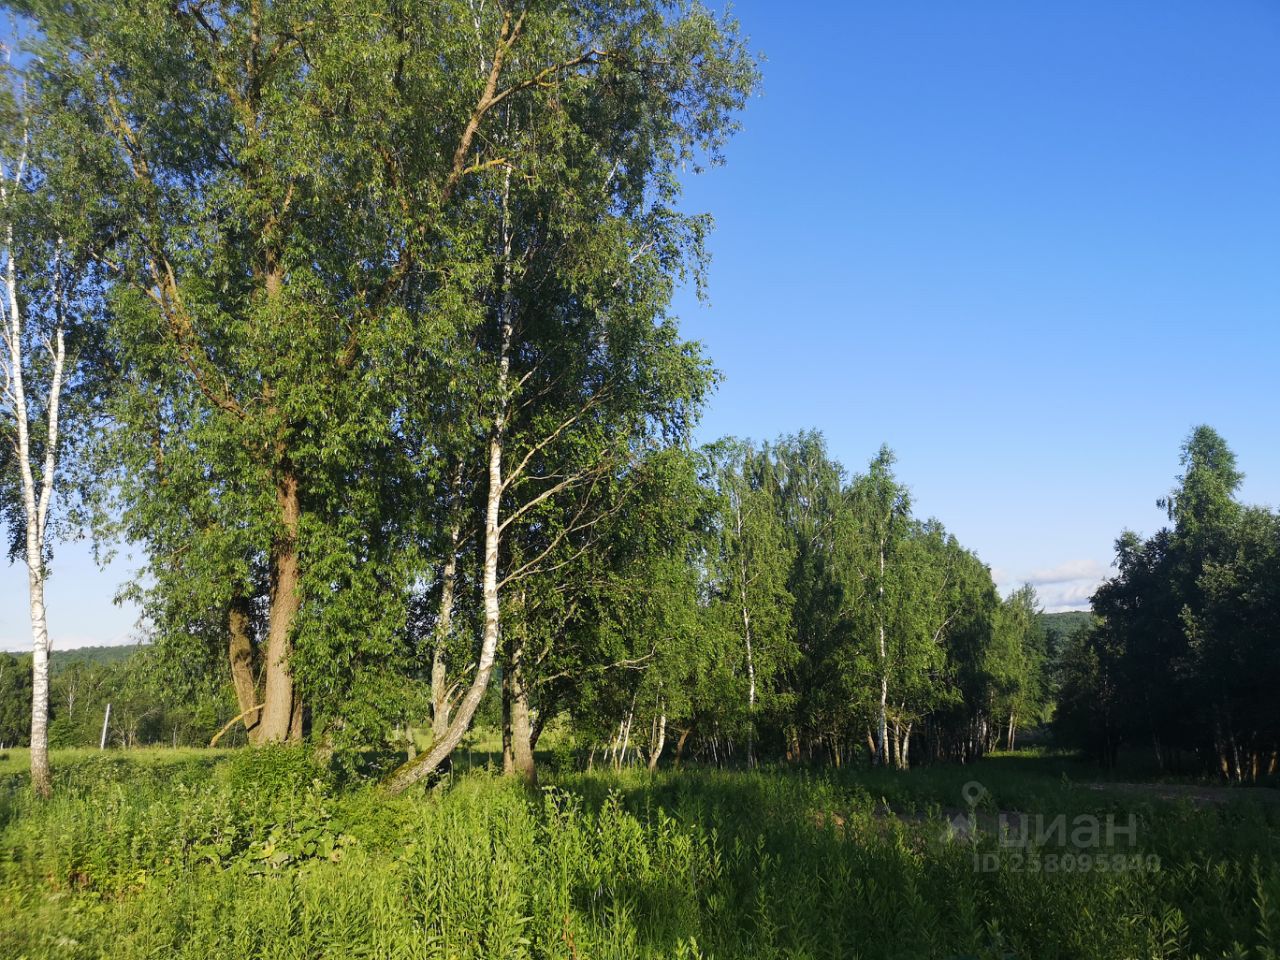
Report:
0,646,227,749
0,432,1054,783
1055,427,1280,782
524,434,1051,777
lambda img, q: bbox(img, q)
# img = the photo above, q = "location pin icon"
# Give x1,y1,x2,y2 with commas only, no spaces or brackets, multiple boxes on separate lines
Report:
962,780,988,808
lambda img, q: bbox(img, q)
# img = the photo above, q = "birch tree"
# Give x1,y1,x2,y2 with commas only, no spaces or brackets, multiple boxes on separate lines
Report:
0,66,68,797
384,0,755,791
843,445,912,766
705,439,794,766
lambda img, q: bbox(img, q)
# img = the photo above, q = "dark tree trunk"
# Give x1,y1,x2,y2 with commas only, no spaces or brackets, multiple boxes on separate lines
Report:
228,593,261,743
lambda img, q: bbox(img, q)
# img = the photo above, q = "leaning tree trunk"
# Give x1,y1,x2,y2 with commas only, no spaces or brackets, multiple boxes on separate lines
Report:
384,247,514,793
431,514,461,741
227,593,261,744
674,725,693,768
618,697,636,769
648,708,667,771
385,412,506,791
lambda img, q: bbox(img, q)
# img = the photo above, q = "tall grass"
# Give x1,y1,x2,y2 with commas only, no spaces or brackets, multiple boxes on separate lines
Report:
1,749,1278,959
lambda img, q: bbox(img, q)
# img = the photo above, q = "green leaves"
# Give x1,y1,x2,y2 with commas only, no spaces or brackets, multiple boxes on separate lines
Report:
1059,426,1280,778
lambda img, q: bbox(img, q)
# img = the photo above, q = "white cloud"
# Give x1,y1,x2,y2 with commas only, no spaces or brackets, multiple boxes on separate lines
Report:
1026,558,1109,586
998,558,1113,613
1036,580,1099,612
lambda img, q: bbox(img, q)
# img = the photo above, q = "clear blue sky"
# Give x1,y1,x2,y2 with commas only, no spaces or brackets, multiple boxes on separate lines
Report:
3,1,1279,648
673,0,1280,611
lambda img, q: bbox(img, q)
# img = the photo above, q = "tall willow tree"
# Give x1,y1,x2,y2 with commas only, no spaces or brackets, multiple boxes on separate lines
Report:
23,0,478,745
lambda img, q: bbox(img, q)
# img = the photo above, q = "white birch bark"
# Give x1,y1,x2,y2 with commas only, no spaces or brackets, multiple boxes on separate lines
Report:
2,129,66,798
385,169,515,793
430,512,461,740
648,707,666,771
734,496,757,768
876,536,889,766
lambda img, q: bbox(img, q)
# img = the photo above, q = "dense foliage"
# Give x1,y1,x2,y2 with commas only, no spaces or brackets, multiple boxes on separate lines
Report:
1056,427,1280,781
0,2,1270,810
2,4,1277,955
538,434,1050,775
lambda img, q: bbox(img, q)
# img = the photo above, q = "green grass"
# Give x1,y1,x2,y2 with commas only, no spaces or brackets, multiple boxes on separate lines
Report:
0,747,222,779
2,748,1279,959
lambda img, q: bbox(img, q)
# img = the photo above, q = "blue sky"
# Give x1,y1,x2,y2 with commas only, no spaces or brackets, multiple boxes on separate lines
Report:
4,1,1280,649
672,0,1280,610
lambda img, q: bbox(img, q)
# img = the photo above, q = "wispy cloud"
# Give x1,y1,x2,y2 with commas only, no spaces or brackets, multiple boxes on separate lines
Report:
1026,558,1108,586
1000,558,1112,613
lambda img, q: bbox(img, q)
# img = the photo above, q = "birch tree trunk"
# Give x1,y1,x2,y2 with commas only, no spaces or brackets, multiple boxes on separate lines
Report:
26,544,54,797
648,708,666,771
734,499,757,768
2,143,67,796
385,358,507,792
431,513,460,740
618,695,636,769
876,537,889,766
385,173,516,794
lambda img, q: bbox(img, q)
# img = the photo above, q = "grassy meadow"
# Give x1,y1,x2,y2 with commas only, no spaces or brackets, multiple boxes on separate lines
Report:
1,747,1278,960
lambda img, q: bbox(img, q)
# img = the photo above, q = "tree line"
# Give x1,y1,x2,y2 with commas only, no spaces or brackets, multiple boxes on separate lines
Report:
0,644,229,749
526,433,1051,777
1055,426,1280,782
0,428,1053,783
